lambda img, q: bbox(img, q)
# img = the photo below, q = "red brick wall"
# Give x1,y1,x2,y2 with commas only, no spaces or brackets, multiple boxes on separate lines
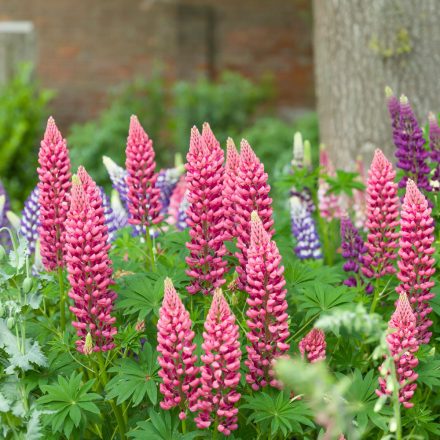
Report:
0,0,314,128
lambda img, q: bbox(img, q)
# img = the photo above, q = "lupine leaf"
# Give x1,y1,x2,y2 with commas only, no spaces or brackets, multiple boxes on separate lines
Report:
417,357,440,389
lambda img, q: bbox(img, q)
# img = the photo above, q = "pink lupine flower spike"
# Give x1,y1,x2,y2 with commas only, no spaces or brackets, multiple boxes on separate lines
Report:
195,289,241,436
245,211,290,390
157,278,199,420
65,172,117,353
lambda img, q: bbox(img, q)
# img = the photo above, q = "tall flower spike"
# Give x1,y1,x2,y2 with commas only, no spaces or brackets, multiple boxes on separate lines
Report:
110,191,129,230
102,155,129,209
100,188,118,241
299,328,326,363
377,293,419,408
65,174,117,353
428,112,440,191
290,196,322,259
157,278,199,419
195,289,241,436
185,126,227,295
223,138,240,241
37,117,72,270
19,186,40,254
125,115,163,233
235,140,274,290
362,150,399,279
245,212,290,390
340,216,372,294
396,179,435,344
393,95,431,191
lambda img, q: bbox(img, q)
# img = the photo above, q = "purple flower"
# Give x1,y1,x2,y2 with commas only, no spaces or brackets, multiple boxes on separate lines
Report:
340,216,372,294
20,186,40,253
102,156,129,209
156,167,182,216
99,187,118,241
290,196,322,260
387,92,431,192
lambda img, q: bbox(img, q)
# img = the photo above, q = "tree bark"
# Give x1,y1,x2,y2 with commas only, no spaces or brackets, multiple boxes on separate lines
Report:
313,0,440,169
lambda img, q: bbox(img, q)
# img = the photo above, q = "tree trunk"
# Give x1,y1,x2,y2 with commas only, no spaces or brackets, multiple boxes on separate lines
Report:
313,0,440,169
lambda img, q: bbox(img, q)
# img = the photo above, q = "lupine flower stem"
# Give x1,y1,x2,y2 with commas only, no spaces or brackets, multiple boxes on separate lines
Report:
58,266,66,332
145,228,156,271
96,351,126,439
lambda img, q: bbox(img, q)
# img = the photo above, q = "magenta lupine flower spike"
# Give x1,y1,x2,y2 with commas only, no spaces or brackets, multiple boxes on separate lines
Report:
37,117,72,270
429,112,440,190
157,278,199,419
299,328,326,363
223,138,240,241
65,174,117,353
377,292,419,408
195,289,241,436
125,115,163,233
185,125,227,295
362,149,399,279
235,140,274,290
245,211,290,390
396,179,435,344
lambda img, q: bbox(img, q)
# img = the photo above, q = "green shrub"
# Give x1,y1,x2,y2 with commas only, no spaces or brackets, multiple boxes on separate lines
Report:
0,63,53,206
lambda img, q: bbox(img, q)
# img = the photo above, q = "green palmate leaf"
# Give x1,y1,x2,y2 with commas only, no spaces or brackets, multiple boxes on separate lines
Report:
128,409,203,440
37,372,102,438
0,320,47,373
117,274,164,318
297,283,356,319
339,369,390,432
402,407,440,438
326,170,365,196
106,343,160,406
417,357,440,389
241,391,314,437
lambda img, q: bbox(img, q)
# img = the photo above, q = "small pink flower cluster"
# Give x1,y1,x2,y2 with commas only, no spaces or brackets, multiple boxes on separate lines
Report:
299,328,326,363
377,293,419,408
64,169,117,353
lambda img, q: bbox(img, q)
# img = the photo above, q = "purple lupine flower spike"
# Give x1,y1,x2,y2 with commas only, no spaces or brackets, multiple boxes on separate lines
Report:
110,191,129,231
429,113,440,191
99,187,117,241
20,186,40,253
156,168,182,215
290,196,322,259
388,93,431,192
102,156,129,209
340,216,372,294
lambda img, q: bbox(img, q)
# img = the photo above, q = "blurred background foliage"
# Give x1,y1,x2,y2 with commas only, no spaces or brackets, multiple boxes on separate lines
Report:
0,63,53,207
1,64,318,208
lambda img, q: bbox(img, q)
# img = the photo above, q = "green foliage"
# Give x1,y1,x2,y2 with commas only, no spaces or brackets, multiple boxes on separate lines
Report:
241,391,314,437
37,373,102,438
128,409,202,440
0,63,53,205
106,343,159,406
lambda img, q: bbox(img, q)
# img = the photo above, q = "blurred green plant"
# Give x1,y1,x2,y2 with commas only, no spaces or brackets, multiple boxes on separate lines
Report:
0,63,53,206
